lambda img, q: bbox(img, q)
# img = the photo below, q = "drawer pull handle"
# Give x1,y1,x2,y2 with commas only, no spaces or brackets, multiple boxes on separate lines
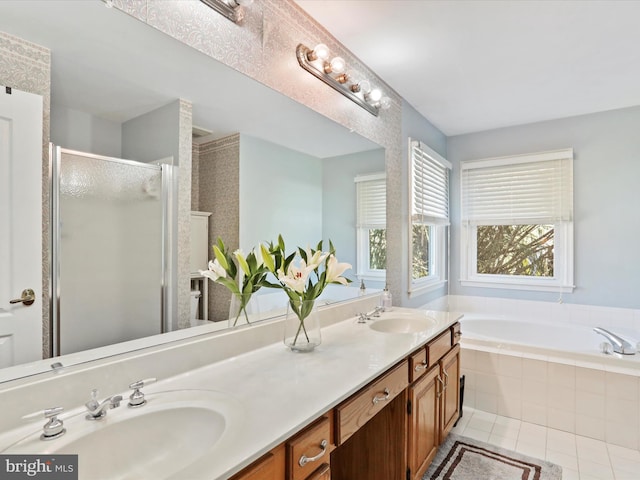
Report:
298,439,328,467
436,375,444,398
443,370,450,388
414,360,427,372
372,388,390,405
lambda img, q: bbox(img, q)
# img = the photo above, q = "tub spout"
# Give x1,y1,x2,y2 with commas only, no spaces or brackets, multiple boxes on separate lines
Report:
593,327,636,355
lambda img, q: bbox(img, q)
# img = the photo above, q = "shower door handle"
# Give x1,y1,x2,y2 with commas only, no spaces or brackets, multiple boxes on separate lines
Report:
9,289,36,306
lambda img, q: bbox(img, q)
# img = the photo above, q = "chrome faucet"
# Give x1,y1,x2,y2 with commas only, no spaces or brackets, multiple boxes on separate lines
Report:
593,327,636,355
85,389,123,420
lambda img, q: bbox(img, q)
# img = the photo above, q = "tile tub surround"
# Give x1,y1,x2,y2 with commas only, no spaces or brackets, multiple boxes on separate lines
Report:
461,347,640,450
0,305,462,479
435,295,640,450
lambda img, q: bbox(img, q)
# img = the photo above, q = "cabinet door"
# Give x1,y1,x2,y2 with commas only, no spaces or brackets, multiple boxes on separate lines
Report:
231,445,285,480
440,344,460,442
407,364,441,480
306,464,330,480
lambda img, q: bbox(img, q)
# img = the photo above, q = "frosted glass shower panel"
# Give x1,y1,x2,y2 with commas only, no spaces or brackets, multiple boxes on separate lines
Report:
58,151,163,355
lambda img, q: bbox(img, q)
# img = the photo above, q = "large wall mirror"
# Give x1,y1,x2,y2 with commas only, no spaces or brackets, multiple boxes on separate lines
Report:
0,1,385,382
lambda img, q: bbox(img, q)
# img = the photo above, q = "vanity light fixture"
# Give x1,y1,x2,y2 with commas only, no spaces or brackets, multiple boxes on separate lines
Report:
199,0,253,23
296,43,391,116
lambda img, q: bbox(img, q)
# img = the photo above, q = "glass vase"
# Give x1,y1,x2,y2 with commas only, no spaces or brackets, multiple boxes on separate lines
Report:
228,292,261,328
283,299,321,352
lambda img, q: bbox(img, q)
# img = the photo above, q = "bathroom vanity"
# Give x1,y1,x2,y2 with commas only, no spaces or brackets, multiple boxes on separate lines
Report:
230,315,461,480
0,304,461,480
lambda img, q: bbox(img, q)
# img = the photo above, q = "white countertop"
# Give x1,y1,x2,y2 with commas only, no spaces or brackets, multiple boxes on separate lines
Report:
0,307,461,479
150,307,462,479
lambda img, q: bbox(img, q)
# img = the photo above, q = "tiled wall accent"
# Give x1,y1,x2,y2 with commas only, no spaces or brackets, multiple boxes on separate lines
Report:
177,99,193,328
196,134,240,322
191,143,199,211
461,348,640,450
0,32,51,357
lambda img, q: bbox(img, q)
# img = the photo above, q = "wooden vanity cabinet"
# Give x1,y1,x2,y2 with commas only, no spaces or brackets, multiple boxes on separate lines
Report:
230,444,285,480
407,339,460,480
286,415,333,480
440,344,461,442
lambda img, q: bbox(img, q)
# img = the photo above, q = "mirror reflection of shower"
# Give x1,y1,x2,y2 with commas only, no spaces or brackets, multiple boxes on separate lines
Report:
51,146,177,356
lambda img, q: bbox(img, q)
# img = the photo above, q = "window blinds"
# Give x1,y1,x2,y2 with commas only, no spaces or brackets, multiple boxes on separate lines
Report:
355,173,386,228
461,149,573,225
410,140,451,225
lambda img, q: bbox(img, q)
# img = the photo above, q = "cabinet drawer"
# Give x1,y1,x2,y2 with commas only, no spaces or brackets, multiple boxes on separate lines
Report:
426,330,451,367
286,416,331,480
451,322,462,345
335,360,409,445
409,348,428,383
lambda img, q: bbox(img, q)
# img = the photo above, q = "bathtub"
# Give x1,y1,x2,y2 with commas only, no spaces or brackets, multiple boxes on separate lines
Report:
461,315,640,371
458,314,640,449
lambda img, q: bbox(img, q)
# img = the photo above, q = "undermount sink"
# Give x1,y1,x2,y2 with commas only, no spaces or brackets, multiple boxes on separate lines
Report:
369,313,436,334
2,389,244,480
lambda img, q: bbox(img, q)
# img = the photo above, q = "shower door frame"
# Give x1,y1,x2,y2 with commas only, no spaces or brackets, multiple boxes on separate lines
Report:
50,145,175,357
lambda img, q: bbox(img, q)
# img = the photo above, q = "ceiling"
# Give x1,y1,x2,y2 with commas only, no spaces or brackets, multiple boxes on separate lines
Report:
295,0,640,136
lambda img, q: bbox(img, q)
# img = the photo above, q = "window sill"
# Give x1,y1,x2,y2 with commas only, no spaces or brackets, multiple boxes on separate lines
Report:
408,279,447,298
460,279,574,293
357,273,386,283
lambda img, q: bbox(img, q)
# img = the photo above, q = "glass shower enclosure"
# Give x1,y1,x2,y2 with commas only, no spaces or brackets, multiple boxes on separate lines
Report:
51,146,175,356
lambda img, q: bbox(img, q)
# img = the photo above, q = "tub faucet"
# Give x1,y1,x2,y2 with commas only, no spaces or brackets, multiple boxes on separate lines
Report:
593,327,636,355
85,389,123,420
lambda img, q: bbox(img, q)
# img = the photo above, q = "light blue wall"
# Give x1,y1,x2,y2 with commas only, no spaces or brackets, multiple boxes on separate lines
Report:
401,100,449,307
51,105,122,157
447,105,640,309
122,100,180,164
239,135,323,251
322,148,386,290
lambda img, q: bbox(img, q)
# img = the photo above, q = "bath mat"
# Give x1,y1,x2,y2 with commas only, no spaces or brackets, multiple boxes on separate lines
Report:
423,434,562,480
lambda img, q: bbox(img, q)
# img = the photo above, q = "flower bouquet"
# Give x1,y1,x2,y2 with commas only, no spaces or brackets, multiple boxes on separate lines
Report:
200,237,272,326
266,235,352,351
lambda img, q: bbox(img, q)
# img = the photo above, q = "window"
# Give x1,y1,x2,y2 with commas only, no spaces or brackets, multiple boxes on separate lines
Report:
460,148,574,292
355,173,386,280
409,140,451,294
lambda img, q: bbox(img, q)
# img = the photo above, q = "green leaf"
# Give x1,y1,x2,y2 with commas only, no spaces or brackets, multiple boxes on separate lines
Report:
261,244,275,272
215,277,241,296
213,245,229,270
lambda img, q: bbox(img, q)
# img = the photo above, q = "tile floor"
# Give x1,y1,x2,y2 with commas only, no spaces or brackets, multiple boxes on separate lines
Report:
452,407,640,480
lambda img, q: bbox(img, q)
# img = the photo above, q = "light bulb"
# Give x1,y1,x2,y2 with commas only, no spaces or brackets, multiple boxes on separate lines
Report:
368,88,382,102
379,96,392,110
329,57,346,74
357,80,372,94
308,43,330,62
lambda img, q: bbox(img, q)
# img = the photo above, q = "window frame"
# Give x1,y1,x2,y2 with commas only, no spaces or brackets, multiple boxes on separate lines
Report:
408,139,451,296
459,149,574,292
355,172,386,282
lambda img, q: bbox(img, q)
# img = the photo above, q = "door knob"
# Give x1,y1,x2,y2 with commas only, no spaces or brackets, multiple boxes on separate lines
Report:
9,289,36,306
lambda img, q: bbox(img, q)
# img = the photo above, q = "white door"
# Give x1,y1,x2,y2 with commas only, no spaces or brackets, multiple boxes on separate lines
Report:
0,86,43,367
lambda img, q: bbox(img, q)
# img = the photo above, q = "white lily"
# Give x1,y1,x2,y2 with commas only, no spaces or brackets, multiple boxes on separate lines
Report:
200,259,226,282
304,246,328,269
278,260,315,294
325,255,351,285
